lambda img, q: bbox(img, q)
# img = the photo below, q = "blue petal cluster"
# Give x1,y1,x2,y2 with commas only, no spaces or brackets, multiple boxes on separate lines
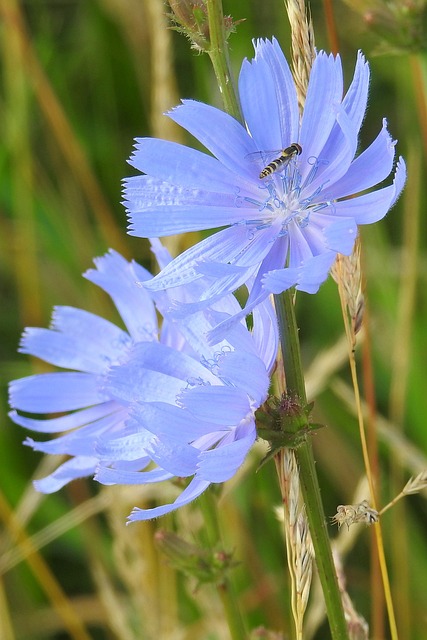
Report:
9,247,277,520
9,37,406,521
124,38,406,339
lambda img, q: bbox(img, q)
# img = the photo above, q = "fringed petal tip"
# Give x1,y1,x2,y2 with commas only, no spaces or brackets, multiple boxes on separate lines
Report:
126,477,211,523
391,156,407,207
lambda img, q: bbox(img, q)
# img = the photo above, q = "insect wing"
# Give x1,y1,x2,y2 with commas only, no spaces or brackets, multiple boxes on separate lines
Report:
245,150,286,178
245,150,283,166
246,146,301,179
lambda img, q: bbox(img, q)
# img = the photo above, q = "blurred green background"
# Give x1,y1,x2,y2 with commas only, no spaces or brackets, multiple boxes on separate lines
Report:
1,0,426,638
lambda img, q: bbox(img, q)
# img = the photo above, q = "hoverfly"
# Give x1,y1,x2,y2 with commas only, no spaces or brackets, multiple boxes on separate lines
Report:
247,142,302,179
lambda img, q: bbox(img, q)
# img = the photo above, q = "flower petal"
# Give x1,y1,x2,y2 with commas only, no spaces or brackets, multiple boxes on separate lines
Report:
142,226,255,290
120,341,216,384
217,351,269,405
127,477,211,521
261,266,301,295
8,402,122,433
149,238,172,270
96,431,154,461
299,53,343,161
127,201,250,236
206,295,268,346
128,138,251,193
331,157,406,224
389,157,407,207
342,50,370,133
322,216,358,254
129,401,220,441
168,100,257,180
9,373,105,413
197,424,256,482
301,103,359,194
146,438,199,476
95,465,173,485
250,299,279,373
84,250,158,342
255,38,299,144
33,456,98,494
325,120,396,200
312,52,370,180
178,385,251,425
19,314,129,375
25,411,126,456
307,212,358,254
262,250,337,295
296,252,337,293
239,58,281,151
106,367,186,404
204,245,287,343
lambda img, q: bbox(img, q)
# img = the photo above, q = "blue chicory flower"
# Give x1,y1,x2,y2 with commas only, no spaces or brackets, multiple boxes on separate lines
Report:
124,38,406,340
9,246,278,521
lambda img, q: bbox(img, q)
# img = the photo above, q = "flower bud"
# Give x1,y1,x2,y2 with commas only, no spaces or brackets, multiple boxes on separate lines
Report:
155,530,237,584
256,394,324,466
168,0,210,49
167,0,242,52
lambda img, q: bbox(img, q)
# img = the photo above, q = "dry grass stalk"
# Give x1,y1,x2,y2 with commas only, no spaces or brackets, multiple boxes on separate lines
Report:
0,0,128,255
379,470,427,516
333,549,369,640
0,488,92,640
107,486,196,640
284,0,316,108
331,238,364,349
0,577,16,640
0,492,110,574
294,513,314,625
305,477,372,638
333,378,427,478
277,450,314,639
305,332,354,401
107,485,180,640
101,0,185,264
332,242,399,636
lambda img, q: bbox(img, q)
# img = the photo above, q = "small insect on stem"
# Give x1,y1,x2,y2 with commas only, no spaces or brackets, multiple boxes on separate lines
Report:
259,142,302,179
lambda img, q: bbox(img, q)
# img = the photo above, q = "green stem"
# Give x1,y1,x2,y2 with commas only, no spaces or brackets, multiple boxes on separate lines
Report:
274,290,349,640
199,487,222,547
199,490,247,640
217,580,247,640
274,289,306,395
205,0,242,122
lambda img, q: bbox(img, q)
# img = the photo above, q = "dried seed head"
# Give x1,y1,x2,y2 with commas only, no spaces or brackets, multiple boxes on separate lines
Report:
331,239,364,338
285,0,316,107
332,500,379,529
403,470,427,495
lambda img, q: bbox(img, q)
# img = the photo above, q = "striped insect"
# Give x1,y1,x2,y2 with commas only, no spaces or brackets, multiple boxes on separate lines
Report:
247,143,302,179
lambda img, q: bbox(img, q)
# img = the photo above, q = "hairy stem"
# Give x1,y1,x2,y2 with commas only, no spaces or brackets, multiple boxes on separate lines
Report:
199,491,247,640
205,0,242,122
274,290,349,640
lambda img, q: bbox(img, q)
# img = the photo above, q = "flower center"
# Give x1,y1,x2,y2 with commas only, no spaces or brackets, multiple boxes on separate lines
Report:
243,155,333,237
